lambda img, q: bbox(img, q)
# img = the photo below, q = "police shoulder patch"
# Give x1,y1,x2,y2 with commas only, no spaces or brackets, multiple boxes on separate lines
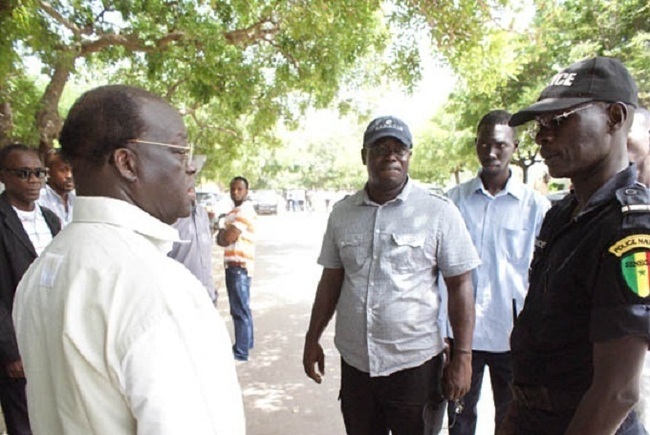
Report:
620,250,650,297
609,235,650,257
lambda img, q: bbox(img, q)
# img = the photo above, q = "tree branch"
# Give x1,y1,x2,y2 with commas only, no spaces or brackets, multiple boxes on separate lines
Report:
224,17,279,45
80,31,186,55
39,1,83,38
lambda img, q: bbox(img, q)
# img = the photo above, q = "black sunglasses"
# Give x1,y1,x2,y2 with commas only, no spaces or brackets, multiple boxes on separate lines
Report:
1,167,49,180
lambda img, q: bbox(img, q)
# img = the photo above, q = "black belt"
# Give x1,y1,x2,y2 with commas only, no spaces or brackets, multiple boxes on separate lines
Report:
226,261,247,269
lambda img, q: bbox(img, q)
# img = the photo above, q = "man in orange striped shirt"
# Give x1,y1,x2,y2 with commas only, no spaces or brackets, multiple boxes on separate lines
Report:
217,176,257,361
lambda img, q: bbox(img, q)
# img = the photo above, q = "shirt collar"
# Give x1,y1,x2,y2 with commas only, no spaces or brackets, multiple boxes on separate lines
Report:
72,196,181,252
43,184,75,203
581,164,637,213
360,177,413,206
472,170,525,200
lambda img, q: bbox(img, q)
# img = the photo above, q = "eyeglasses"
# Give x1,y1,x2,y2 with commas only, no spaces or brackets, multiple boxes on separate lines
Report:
535,103,595,130
128,139,194,166
366,143,411,157
0,167,49,180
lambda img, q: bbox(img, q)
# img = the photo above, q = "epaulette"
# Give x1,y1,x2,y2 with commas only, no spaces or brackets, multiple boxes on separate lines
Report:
616,183,650,214
426,191,452,205
616,184,650,231
427,190,447,200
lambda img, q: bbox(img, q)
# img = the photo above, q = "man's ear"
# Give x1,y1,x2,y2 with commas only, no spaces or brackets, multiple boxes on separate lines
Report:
361,148,367,166
608,102,629,132
112,148,137,182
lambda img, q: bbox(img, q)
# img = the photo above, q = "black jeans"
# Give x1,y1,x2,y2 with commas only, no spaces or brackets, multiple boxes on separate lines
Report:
340,355,445,435
448,350,513,435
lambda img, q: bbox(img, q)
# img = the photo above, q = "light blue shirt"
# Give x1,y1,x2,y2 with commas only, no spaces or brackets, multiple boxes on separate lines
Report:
318,179,480,376
446,173,550,352
38,184,75,227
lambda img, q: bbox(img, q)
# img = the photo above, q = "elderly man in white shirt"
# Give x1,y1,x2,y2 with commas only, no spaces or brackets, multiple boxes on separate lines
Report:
13,85,245,435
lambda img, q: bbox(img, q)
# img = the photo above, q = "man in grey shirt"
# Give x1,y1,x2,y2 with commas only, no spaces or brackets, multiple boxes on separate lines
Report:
303,115,480,434
169,189,217,304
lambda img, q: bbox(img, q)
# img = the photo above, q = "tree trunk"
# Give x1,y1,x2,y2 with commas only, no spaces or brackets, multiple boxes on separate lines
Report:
522,165,528,184
35,54,75,155
0,101,13,147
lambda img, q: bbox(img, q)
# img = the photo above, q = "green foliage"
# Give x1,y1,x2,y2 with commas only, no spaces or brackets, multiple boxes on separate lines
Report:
1,0,500,186
3,0,647,189
415,0,650,184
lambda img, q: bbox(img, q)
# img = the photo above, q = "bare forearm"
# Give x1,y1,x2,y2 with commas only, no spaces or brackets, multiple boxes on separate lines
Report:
566,387,638,435
566,336,646,434
216,226,240,247
305,269,344,342
445,272,475,353
303,268,344,383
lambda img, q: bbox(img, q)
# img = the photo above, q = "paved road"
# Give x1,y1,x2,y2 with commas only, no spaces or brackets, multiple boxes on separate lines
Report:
215,212,496,434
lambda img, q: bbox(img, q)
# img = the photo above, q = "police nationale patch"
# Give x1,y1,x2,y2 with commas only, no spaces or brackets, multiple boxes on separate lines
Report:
621,251,650,297
608,235,650,257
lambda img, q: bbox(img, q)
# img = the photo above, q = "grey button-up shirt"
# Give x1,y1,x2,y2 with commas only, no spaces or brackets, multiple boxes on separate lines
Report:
318,179,480,376
169,204,217,303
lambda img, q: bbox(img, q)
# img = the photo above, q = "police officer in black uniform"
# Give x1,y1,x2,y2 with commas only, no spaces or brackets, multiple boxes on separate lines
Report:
501,57,650,434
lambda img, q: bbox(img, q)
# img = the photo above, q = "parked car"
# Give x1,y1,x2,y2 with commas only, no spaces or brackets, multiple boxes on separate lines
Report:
250,190,282,215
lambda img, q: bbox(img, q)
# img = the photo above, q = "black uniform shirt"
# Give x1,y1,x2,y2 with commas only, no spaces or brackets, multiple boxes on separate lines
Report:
511,165,650,394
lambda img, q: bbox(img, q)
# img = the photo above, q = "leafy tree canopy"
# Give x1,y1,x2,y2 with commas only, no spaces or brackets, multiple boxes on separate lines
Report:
414,0,650,186
0,0,496,186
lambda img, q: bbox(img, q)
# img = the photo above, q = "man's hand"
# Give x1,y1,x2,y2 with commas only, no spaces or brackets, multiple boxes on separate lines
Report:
442,352,472,401
5,359,24,378
303,339,325,384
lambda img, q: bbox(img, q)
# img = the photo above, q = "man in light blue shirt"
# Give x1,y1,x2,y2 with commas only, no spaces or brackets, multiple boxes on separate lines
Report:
38,149,75,227
445,110,550,434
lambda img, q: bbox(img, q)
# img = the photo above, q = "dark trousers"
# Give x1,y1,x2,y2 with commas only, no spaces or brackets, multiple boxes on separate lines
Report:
0,377,32,435
225,266,253,361
340,355,446,435
448,350,512,435
502,401,648,434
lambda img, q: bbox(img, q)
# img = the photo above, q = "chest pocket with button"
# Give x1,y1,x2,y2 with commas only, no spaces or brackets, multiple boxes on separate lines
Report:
389,233,429,274
337,234,371,274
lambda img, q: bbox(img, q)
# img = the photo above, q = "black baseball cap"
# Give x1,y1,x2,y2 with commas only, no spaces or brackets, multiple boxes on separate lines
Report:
510,56,639,126
363,116,413,148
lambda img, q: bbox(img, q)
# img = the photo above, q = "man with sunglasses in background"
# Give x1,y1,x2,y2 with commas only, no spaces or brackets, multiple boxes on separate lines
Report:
12,85,245,434
303,116,480,434
502,57,649,434
0,143,61,435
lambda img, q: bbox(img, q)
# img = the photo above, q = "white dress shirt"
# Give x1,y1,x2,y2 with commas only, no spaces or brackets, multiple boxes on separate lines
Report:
14,196,245,434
